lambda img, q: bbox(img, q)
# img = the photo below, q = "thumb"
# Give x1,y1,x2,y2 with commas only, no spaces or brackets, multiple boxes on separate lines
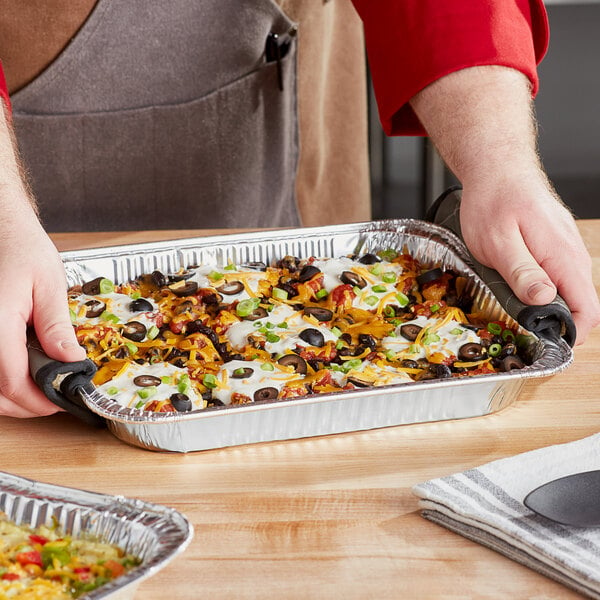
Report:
480,232,557,306
33,290,87,363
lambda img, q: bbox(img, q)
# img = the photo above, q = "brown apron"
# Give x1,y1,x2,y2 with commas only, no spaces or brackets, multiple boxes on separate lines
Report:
11,0,301,232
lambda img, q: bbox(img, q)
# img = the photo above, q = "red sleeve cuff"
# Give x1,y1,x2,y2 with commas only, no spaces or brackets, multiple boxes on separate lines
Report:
352,0,549,136
0,60,11,112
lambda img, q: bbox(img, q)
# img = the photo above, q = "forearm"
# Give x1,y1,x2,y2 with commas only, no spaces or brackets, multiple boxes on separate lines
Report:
409,65,544,189
0,98,38,220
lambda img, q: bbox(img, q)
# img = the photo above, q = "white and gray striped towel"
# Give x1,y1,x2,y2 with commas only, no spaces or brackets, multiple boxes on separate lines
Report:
413,433,600,599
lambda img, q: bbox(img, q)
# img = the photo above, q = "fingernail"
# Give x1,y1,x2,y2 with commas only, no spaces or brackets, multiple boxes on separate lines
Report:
59,340,79,350
527,281,555,301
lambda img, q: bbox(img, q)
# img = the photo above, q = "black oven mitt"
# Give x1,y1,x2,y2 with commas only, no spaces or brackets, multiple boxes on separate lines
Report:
427,186,576,347
27,335,105,427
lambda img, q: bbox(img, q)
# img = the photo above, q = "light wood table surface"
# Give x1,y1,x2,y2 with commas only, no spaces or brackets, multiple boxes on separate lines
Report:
2,221,599,599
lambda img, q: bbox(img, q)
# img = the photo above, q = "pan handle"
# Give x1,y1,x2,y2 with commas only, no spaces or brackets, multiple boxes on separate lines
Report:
427,186,576,347
27,336,105,427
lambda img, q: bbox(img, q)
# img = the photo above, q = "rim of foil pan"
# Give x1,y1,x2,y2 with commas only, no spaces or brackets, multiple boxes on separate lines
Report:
0,470,193,599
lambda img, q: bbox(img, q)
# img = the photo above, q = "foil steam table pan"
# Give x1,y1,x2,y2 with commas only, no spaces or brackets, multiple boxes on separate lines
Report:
0,470,193,599
61,219,573,452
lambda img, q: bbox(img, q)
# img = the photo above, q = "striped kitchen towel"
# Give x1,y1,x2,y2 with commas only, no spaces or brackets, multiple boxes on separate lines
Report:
413,433,600,599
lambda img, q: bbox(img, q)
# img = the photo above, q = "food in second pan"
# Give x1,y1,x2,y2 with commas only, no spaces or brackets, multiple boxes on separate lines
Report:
0,512,140,598
68,249,534,413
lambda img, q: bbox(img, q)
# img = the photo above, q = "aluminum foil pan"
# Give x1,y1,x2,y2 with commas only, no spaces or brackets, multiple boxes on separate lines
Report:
61,220,573,452
0,470,193,599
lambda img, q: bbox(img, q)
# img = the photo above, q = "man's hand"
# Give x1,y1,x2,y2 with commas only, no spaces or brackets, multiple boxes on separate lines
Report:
410,66,600,344
0,102,86,417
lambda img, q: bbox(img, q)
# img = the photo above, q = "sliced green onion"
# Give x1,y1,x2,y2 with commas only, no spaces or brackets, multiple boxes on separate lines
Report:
364,295,379,306
353,286,362,295
369,263,382,276
137,386,157,400
125,342,138,355
423,332,440,345
449,327,464,336
383,305,396,318
516,333,533,348
208,271,224,281
487,322,502,335
265,321,275,329
147,325,160,340
178,374,190,393
378,249,398,261
265,332,281,343
372,285,387,293
316,289,328,299
69,309,77,324
408,344,419,354
260,363,275,371
395,292,409,307
384,350,397,360
237,298,260,317
106,386,119,396
100,311,120,324
224,263,237,271
331,326,342,337
430,303,440,313
335,340,345,350
135,400,145,409
342,358,362,372
233,367,246,376
203,374,218,389
488,343,502,357
99,278,114,294
161,376,173,385
382,272,397,284
272,287,288,300
277,321,289,329
130,291,141,300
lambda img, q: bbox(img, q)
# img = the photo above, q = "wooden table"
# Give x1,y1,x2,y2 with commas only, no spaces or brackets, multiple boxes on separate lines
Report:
3,221,599,599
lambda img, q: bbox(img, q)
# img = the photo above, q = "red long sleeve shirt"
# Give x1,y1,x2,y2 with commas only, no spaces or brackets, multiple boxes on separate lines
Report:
351,0,549,135
0,1,548,135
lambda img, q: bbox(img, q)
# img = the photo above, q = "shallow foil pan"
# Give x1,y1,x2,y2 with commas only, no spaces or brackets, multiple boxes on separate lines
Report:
0,470,193,599
61,220,573,452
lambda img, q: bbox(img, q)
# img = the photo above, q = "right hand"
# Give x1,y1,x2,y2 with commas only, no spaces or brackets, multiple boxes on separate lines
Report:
0,206,86,417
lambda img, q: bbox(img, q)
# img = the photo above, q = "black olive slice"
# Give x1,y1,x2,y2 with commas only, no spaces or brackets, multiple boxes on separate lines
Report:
170,393,192,412
299,328,325,347
499,355,525,371
167,270,194,283
84,299,106,318
401,359,419,369
347,376,370,388
277,354,308,374
298,265,321,282
122,321,147,342
243,307,268,321
217,280,245,295
339,271,367,288
416,268,444,286
81,277,104,295
253,387,279,402
240,261,267,271
133,374,162,387
500,342,517,358
151,270,167,288
303,307,333,322
231,367,254,379
129,298,154,312
174,300,195,315
277,255,302,272
400,323,422,341
168,280,199,297
458,342,485,361
358,253,381,265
